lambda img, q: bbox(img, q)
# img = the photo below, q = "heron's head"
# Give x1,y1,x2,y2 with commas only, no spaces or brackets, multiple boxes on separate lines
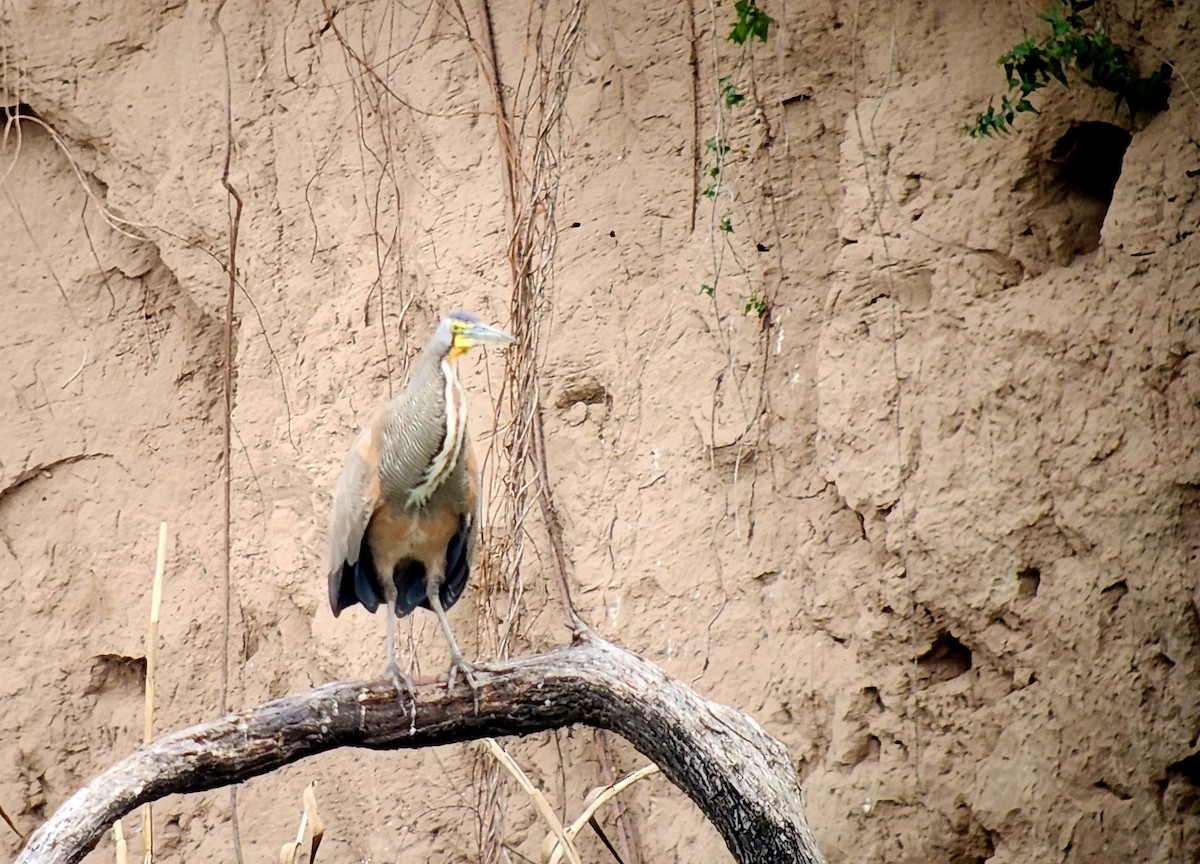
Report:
434,310,515,362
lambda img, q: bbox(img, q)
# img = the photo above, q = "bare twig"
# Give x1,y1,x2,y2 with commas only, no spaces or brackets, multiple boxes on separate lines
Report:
848,0,922,794
686,0,700,234
0,802,24,840
591,726,642,864
457,2,598,856
454,4,648,863
210,4,245,863
60,350,88,390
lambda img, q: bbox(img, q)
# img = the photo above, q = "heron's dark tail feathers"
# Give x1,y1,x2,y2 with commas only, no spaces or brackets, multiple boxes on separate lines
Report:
327,534,383,617
439,515,471,610
395,561,427,616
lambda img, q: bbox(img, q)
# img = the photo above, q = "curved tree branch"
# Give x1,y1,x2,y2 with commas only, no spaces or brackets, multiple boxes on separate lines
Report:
16,631,825,864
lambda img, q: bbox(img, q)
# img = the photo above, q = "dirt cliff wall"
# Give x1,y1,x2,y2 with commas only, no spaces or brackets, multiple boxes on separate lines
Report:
1,1,1197,862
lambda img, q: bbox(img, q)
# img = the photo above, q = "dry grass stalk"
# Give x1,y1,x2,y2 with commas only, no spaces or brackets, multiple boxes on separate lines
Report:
0,802,24,840
483,739,582,864
543,764,660,864
278,781,324,864
141,522,167,864
111,819,127,864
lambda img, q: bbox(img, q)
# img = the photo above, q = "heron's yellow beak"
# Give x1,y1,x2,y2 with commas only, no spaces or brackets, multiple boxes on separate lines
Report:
449,321,514,361
456,321,515,350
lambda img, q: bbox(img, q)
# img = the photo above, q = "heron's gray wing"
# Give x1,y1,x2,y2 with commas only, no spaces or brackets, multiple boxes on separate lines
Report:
326,424,384,614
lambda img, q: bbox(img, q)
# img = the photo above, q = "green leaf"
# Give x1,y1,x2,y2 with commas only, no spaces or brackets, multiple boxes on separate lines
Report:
729,1,774,45
704,136,729,157
964,0,1172,137
720,77,745,108
751,12,772,41
742,295,768,317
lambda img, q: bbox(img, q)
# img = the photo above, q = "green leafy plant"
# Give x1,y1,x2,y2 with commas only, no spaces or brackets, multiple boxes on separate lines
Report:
720,76,744,109
701,136,729,199
704,136,730,158
729,0,774,45
743,295,768,318
700,3,773,302
966,0,1171,137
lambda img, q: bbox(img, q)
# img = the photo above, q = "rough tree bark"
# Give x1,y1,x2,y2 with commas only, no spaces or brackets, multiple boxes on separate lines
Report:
16,629,825,864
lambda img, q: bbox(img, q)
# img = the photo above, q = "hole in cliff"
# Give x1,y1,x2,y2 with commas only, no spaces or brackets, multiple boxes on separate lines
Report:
1051,122,1132,204
862,686,885,713
1101,578,1129,607
1017,566,1041,598
2,102,38,123
978,829,998,863
860,735,881,765
917,631,972,683
1040,121,1132,260
555,379,611,410
1168,751,1200,787
84,653,147,695
946,803,997,863
1162,751,1200,815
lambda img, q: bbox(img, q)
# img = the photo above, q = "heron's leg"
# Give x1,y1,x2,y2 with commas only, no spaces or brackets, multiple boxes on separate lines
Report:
386,603,398,670
384,604,417,722
426,590,479,708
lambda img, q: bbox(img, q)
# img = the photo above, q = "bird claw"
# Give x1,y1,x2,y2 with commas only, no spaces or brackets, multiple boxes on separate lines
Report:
385,660,418,727
446,657,481,711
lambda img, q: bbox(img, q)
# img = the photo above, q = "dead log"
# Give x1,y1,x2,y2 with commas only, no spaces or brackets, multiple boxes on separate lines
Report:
16,630,825,864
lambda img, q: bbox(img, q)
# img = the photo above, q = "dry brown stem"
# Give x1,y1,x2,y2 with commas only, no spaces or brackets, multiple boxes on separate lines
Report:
16,632,824,864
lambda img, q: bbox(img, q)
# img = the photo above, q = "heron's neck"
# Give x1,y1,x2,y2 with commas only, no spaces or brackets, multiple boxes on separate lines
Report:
405,357,467,508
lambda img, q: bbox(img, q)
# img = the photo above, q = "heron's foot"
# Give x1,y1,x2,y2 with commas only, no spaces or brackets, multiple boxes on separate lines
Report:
446,655,481,711
385,660,417,725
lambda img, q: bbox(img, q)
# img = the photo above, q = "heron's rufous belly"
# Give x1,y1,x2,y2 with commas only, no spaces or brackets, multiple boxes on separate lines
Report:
366,503,461,600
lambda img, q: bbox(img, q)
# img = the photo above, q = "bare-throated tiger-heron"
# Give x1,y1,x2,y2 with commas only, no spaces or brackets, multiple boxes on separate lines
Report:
325,311,513,693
